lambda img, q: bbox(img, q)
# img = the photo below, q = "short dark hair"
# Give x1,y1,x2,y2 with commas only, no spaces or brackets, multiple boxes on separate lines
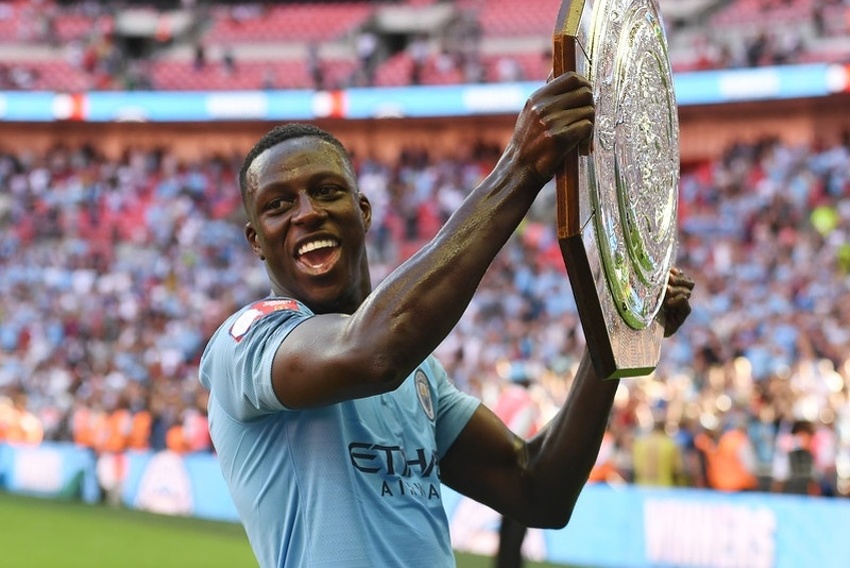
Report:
238,123,354,201
791,420,814,436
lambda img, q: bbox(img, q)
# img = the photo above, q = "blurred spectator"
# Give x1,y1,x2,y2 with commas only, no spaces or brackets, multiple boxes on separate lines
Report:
496,56,523,83
632,417,685,487
193,42,207,71
165,390,211,454
695,415,760,492
771,419,819,495
95,396,132,455
355,29,379,86
408,34,429,85
261,66,276,90
221,45,236,75
0,390,43,445
307,42,324,90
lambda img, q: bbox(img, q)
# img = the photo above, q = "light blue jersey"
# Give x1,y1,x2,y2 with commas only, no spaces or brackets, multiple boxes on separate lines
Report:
199,297,480,568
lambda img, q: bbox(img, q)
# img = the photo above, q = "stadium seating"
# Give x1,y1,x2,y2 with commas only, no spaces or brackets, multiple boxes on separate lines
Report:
1,0,848,92
2,132,849,496
204,3,373,44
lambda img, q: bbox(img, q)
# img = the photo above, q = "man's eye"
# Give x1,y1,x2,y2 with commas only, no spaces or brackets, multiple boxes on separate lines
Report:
268,197,293,211
316,185,341,198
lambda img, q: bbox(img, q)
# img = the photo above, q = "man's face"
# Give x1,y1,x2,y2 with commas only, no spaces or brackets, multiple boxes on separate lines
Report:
243,136,372,313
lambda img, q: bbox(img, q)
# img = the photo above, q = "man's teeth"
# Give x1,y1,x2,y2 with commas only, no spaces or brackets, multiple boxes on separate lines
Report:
298,239,337,256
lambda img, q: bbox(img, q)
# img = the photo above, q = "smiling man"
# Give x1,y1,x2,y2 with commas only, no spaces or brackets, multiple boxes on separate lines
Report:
199,72,694,568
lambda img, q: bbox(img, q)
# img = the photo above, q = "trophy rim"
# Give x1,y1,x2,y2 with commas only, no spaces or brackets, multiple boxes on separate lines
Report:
554,0,680,378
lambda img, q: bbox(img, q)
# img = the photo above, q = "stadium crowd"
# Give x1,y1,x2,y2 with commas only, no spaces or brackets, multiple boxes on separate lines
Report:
1,0,849,92
0,130,849,498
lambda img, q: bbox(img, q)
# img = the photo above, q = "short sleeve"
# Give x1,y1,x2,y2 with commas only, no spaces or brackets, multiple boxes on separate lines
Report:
200,299,312,421
427,355,480,457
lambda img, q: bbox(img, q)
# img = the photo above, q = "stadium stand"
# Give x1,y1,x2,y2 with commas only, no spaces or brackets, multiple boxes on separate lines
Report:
204,3,373,43
1,131,849,496
3,7,850,568
2,0,850,520
0,0,848,91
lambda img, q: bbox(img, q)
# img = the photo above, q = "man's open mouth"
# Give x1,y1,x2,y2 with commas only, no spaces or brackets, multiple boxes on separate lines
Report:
296,238,340,271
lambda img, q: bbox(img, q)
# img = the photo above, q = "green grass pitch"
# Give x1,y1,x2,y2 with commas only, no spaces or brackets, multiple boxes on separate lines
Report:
0,492,573,567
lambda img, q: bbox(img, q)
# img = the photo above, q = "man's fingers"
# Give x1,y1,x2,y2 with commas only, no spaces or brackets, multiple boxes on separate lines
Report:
661,266,695,337
665,290,690,303
668,267,695,289
670,276,695,290
510,71,596,183
539,71,592,99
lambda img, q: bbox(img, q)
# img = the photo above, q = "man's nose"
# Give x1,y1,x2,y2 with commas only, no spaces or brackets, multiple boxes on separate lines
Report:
292,193,326,224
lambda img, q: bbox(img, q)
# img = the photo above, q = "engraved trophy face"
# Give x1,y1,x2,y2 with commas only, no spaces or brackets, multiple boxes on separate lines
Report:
581,0,679,329
555,0,679,378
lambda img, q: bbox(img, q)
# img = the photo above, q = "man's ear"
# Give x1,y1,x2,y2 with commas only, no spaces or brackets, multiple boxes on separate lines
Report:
245,222,265,260
359,193,372,232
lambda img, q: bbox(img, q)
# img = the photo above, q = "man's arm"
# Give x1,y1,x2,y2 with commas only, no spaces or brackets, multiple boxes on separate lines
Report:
439,270,695,528
275,73,595,409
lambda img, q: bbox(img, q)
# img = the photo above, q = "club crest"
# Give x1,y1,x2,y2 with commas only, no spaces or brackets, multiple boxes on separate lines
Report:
415,370,434,421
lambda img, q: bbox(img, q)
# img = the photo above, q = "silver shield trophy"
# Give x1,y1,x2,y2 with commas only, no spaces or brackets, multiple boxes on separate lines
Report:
553,0,680,379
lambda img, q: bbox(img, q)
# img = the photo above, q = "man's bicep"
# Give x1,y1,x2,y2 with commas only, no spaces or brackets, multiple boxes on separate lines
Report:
270,313,385,409
439,404,527,514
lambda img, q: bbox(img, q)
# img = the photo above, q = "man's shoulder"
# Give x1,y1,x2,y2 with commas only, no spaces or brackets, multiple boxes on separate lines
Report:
201,297,310,364
226,298,307,343
199,297,311,412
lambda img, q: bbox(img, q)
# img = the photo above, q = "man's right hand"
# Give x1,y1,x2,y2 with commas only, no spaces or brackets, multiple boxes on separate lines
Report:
503,72,595,187
661,267,695,337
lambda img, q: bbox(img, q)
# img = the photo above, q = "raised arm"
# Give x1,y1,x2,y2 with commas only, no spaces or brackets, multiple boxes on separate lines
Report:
274,73,595,409
439,269,695,528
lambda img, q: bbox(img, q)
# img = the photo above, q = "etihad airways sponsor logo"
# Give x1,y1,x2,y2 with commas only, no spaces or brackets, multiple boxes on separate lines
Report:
349,442,441,499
